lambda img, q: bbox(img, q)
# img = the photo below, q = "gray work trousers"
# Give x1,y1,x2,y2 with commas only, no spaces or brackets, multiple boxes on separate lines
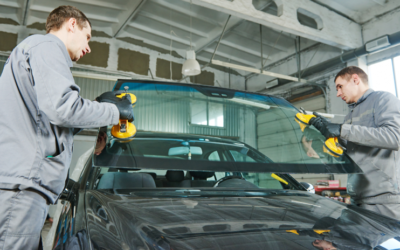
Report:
0,189,49,250
359,203,400,221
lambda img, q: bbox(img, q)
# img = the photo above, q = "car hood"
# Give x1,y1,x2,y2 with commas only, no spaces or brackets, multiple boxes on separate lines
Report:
84,190,400,250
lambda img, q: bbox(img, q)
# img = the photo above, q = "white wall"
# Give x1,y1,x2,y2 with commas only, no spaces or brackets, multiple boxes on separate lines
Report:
361,5,400,63
362,8,400,43
362,8,400,66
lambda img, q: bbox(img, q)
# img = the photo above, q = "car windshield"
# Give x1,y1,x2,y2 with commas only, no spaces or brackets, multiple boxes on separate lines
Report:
93,80,360,176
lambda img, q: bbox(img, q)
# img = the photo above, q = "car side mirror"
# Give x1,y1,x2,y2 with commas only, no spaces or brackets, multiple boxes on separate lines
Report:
59,178,77,201
300,182,315,194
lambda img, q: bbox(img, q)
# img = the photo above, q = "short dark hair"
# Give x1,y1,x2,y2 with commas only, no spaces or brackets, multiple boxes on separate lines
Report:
334,66,369,85
46,5,91,33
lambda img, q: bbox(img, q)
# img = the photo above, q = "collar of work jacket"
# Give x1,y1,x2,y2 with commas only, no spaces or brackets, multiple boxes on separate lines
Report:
46,33,73,68
348,89,374,109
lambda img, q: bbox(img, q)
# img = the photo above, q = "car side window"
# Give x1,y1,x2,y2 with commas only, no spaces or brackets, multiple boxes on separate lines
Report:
230,150,256,162
209,151,220,161
214,172,226,180
208,152,222,180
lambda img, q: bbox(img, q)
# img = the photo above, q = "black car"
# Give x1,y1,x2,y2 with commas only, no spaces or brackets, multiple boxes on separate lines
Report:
51,80,400,250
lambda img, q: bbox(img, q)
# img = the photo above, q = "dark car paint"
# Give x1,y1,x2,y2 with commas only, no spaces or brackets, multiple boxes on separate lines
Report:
84,189,400,250
53,154,400,250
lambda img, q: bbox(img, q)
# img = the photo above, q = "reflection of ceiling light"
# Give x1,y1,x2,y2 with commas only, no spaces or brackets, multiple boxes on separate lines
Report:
304,111,334,119
379,238,400,249
229,98,270,110
182,50,201,76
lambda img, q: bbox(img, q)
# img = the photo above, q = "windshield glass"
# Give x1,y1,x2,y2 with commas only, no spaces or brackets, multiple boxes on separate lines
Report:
93,80,361,174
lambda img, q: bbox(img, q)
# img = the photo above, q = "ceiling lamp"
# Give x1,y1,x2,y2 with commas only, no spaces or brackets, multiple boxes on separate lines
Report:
182,0,201,76
182,50,201,76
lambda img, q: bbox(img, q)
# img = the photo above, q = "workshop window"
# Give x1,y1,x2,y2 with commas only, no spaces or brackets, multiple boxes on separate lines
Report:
190,101,224,127
368,59,397,97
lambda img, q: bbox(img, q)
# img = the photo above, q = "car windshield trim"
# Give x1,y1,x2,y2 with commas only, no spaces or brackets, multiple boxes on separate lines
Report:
96,189,307,198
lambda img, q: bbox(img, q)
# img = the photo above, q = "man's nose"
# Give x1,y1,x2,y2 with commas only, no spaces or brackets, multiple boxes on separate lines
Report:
86,45,91,54
336,90,341,97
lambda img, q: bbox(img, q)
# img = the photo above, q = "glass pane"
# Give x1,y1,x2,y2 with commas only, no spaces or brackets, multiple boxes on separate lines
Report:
368,59,396,96
230,150,256,162
93,81,362,174
208,151,220,161
191,101,207,125
392,56,400,97
92,168,290,190
208,102,224,127
214,172,225,179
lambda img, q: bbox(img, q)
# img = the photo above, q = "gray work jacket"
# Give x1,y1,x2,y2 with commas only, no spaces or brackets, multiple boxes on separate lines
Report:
341,89,400,204
0,34,119,203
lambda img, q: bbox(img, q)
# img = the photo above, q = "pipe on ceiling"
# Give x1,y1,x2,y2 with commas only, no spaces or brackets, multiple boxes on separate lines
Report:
272,30,400,88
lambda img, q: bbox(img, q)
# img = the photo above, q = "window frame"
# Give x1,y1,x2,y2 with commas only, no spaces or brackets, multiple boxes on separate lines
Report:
391,57,399,97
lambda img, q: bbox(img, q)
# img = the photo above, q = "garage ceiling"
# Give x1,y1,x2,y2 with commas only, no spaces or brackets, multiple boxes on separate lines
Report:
0,0,398,75
312,0,399,24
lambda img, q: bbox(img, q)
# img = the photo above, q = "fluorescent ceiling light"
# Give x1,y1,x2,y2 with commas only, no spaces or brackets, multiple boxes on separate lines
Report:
212,59,307,83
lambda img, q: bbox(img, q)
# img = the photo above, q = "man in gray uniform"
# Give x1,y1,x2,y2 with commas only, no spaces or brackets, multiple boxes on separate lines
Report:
310,66,400,219
0,6,133,249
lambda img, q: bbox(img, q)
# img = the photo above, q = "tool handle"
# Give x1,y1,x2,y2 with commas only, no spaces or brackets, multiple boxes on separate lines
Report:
116,93,137,105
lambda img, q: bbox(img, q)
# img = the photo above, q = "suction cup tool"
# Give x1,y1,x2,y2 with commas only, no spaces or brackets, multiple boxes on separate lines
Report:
323,137,344,157
111,120,137,141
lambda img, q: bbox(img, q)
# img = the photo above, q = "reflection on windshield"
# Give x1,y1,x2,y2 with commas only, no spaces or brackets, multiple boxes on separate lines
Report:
93,81,361,174
91,167,299,191
94,131,107,156
96,131,271,163
301,127,327,159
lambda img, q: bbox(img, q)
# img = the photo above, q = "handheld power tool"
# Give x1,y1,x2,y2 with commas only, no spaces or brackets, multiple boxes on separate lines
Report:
295,111,343,158
111,88,137,141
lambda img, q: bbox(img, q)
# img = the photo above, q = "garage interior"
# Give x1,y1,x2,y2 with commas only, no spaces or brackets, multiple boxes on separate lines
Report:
1,0,400,244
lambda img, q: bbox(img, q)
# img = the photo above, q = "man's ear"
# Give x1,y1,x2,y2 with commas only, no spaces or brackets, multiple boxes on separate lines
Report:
67,18,77,32
352,74,360,85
